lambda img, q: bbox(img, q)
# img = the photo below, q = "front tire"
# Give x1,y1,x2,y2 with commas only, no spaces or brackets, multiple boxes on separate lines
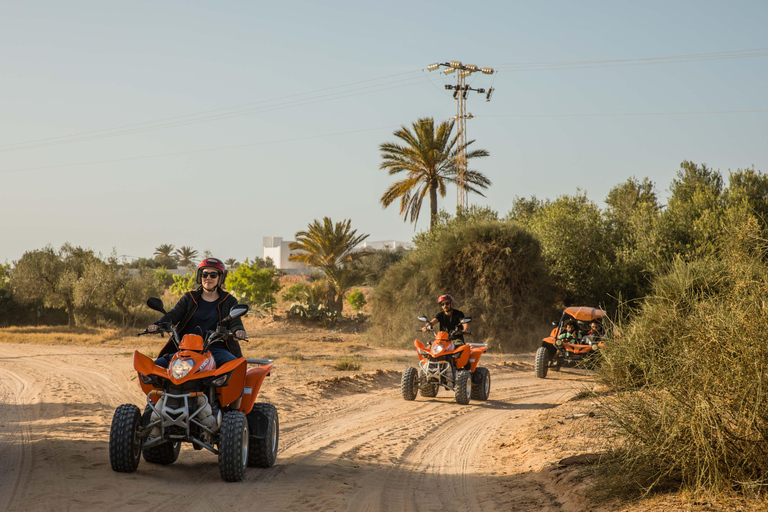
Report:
534,347,549,379
109,404,143,473
471,367,491,400
247,403,279,468
454,370,472,405
401,367,418,401
219,411,249,482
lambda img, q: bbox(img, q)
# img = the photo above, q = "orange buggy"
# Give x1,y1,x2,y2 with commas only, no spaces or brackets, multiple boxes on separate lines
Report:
534,306,607,379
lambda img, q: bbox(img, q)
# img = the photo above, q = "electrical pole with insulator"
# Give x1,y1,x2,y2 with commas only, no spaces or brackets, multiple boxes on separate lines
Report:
427,61,495,212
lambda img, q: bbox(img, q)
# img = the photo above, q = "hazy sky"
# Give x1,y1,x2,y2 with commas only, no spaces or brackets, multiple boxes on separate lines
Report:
2,1,766,264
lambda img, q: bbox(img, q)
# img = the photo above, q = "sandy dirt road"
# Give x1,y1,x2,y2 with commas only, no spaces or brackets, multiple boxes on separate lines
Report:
0,342,596,512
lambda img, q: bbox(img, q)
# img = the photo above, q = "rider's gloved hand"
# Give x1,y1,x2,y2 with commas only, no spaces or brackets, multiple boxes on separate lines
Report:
147,324,158,333
235,330,247,340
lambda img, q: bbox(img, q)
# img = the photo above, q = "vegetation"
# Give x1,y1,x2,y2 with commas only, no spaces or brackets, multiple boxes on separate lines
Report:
597,209,768,497
368,214,553,351
225,259,282,308
169,273,196,296
173,246,198,268
346,289,366,311
289,217,370,313
379,117,490,229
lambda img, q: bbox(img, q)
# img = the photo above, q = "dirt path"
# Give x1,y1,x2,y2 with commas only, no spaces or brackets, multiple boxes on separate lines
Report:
0,343,595,512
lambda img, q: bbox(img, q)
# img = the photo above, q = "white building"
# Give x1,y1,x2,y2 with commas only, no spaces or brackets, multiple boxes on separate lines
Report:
263,236,412,272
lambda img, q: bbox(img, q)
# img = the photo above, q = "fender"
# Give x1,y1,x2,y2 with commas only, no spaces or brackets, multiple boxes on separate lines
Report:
238,365,273,415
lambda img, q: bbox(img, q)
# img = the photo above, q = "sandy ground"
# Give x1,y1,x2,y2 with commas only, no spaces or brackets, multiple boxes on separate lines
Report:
0,332,623,512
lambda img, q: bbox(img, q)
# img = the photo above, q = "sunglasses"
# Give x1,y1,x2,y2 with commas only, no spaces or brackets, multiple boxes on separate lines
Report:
440,302,451,307
201,271,220,279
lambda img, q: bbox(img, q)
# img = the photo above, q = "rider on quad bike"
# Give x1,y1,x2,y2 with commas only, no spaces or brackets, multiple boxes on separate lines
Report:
401,294,490,405
148,258,246,373
422,294,469,345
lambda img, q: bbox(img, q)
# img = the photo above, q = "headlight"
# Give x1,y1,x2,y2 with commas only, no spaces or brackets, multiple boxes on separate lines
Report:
171,358,195,379
591,344,598,351
555,339,563,347
432,344,444,355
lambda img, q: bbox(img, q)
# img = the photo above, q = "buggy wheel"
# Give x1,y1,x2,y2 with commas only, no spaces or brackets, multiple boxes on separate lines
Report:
247,403,279,468
401,367,418,401
219,411,249,482
109,404,143,473
454,370,472,405
534,347,549,379
471,367,491,401
420,382,438,397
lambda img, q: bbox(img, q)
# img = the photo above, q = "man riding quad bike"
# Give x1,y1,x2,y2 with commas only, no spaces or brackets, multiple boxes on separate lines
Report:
535,306,607,379
401,302,491,405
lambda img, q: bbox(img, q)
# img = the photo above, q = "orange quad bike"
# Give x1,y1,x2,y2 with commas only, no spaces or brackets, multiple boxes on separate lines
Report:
401,316,490,405
109,298,278,482
535,306,607,379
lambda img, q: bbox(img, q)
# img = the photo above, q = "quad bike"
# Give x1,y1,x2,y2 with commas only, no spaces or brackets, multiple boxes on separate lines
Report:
401,316,490,405
535,306,607,379
109,297,279,482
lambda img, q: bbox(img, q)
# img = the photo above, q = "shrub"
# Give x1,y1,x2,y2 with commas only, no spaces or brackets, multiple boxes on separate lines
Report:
367,219,554,351
597,210,768,496
169,273,196,297
346,289,366,311
332,355,362,371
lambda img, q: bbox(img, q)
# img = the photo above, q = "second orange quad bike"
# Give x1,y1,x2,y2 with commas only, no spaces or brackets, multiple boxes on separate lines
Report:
401,315,490,405
109,298,279,482
535,306,607,379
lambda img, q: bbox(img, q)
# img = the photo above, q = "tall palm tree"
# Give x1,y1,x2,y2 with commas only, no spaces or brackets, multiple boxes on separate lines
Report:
379,117,491,230
224,258,240,269
288,217,370,313
174,246,198,268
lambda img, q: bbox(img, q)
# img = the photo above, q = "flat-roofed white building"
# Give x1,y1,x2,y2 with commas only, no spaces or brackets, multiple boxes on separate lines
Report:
263,237,412,272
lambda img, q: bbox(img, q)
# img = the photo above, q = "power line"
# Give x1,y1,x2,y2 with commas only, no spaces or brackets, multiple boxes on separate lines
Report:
0,124,403,175
3,48,764,154
493,48,768,72
476,109,768,118
2,108,764,175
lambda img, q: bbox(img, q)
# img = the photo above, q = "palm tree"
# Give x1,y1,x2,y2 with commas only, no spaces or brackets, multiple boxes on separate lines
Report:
379,117,491,229
174,246,199,268
224,258,240,269
153,244,175,259
288,217,370,313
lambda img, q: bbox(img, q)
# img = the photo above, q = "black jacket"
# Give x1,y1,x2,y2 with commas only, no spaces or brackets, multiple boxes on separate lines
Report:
156,288,245,358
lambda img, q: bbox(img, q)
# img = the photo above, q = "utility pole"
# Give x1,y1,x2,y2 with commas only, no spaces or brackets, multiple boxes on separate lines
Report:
427,61,495,212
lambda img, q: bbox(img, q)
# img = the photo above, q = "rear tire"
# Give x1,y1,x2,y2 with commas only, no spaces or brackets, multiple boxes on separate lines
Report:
247,403,279,468
535,347,549,379
219,411,249,482
109,404,143,473
454,370,472,405
401,367,418,401
471,367,491,401
420,382,438,397
140,405,181,465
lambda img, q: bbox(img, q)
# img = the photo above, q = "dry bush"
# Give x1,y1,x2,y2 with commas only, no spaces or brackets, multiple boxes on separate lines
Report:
597,213,768,498
332,355,362,371
366,220,555,351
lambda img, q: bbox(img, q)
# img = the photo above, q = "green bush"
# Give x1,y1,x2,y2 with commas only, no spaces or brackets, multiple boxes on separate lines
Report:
597,210,768,497
346,289,366,311
169,273,196,296
282,283,309,303
226,259,282,306
367,218,554,351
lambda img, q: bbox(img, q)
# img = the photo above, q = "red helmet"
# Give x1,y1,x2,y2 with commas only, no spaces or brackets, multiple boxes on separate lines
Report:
196,257,227,285
438,294,453,306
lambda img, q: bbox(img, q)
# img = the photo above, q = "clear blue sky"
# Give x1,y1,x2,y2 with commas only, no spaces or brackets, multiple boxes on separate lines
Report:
1,1,766,264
